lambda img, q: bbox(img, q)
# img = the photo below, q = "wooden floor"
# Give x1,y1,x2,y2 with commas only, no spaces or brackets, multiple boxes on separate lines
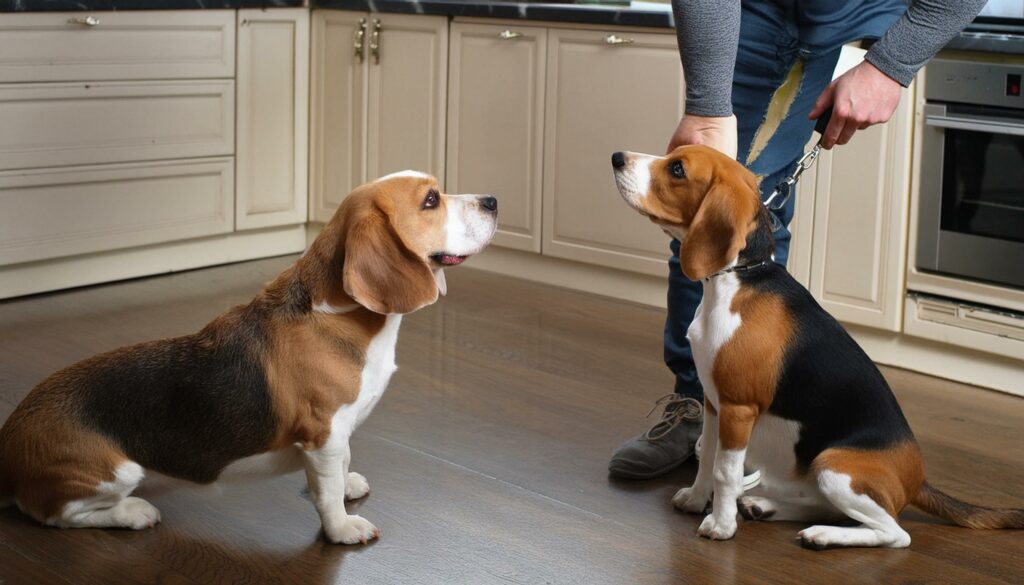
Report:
1,257,1022,585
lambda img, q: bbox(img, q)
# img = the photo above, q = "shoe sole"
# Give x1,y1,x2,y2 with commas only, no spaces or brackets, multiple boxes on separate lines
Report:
608,451,694,480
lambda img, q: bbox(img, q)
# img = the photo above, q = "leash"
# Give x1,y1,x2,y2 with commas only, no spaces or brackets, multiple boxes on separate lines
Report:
763,108,831,233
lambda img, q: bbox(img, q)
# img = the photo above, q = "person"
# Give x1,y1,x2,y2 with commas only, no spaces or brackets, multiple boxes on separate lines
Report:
609,0,988,481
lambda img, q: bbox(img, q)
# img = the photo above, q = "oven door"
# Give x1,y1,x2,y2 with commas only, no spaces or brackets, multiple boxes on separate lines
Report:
918,102,1024,288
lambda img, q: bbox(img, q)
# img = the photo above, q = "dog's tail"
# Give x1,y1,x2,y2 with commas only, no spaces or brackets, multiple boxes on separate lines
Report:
913,480,1024,529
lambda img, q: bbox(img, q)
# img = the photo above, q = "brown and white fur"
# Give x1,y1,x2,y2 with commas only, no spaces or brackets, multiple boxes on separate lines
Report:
612,145,1024,549
0,170,496,545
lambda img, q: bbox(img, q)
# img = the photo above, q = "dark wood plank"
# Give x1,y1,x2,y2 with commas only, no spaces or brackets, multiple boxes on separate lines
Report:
1,256,1022,585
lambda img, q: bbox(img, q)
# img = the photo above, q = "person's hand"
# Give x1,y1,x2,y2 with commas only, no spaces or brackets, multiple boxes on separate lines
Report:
666,114,738,159
810,60,902,149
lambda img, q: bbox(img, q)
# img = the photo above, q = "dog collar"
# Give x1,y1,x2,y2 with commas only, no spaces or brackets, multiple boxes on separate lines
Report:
703,260,771,282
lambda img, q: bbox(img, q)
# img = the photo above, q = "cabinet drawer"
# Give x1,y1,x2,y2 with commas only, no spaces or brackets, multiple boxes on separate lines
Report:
0,11,235,82
0,158,234,266
0,81,235,171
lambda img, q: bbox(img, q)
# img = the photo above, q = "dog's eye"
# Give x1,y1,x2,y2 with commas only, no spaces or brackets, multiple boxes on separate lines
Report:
423,189,440,209
669,160,685,179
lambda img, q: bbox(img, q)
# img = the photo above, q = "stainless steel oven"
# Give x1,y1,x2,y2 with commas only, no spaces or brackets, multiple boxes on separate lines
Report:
917,56,1024,289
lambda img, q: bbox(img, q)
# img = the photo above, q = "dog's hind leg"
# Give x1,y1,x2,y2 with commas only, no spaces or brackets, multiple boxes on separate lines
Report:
48,461,161,529
797,468,911,549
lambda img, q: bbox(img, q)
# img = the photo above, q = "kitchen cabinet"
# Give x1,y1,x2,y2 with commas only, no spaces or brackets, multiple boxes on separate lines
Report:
805,88,914,331
446,22,547,252
0,10,238,277
236,8,310,230
310,11,448,222
0,9,310,299
542,28,684,276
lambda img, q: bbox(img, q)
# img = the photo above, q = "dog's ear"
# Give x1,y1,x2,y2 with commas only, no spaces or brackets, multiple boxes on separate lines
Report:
342,203,439,315
679,178,753,281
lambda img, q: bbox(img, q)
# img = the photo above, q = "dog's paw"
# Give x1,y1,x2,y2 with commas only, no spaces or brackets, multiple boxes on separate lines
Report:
324,515,379,545
345,472,370,500
672,486,711,514
697,513,737,541
115,497,162,529
797,525,835,550
738,496,776,521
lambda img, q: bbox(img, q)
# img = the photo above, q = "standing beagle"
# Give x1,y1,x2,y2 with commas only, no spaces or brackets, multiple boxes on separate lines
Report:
0,171,496,545
612,145,1023,549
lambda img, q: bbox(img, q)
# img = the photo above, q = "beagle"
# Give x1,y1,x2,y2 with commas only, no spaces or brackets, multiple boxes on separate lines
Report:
611,145,1024,549
0,170,496,545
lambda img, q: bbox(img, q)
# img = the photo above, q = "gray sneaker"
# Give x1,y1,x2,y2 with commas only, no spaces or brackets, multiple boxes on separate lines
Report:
608,394,703,480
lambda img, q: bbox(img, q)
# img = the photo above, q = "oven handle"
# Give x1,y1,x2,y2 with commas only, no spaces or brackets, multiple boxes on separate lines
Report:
925,112,1024,137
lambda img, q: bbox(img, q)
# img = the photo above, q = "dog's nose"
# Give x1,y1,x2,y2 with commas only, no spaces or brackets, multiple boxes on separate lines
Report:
611,151,626,169
480,196,498,213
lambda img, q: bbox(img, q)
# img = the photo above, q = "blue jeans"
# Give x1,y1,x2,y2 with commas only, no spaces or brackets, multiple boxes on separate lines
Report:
666,0,902,398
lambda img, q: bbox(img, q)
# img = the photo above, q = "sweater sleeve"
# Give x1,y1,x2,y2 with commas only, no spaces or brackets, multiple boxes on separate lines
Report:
671,0,741,117
865,0,989,87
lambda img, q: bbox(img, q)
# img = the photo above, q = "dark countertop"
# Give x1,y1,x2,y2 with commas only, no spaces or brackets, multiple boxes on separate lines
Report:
314,0,674,29
0,0,304,11
0,0,675,29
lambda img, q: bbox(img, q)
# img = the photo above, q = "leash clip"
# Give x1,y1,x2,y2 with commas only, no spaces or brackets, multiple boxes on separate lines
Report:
763,144,821,212
763,143,822,234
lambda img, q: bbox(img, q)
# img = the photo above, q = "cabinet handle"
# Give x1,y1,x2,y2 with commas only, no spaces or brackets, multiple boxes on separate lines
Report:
354,18,367,63
370,19,382,64
499,30,523,40
605,34,634,45
67,16,100,27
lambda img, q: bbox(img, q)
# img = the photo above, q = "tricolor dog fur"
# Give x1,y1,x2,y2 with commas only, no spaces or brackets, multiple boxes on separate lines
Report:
611,145,1024,549
0,170,496,544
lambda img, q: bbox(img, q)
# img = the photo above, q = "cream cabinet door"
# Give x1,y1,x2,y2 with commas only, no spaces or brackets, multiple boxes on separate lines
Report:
366,14,448,186
808,89,914,331
542,28,683,276
310,10,369,222
236,9,310,230
447,22,546,252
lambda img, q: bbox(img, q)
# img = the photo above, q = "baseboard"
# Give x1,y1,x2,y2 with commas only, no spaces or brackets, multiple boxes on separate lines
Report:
0,224,307,299
847,323,1023,398
469,245,669,308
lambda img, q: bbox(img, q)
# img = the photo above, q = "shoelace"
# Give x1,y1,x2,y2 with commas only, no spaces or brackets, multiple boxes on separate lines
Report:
642,394,703,442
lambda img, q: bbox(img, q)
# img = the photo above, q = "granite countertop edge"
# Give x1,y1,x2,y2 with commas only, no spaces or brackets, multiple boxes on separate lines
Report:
0,0,306,11
0,0,676,29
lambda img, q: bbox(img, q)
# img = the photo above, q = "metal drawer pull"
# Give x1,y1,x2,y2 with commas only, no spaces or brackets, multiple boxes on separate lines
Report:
370,19,382,64
605,34,634,45
499,30,523,40
354,18,367,63
68,16,100,27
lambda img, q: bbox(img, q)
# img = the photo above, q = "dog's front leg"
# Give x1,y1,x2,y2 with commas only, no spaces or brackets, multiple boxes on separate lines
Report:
698,403,757,541
302,435,379,545
672,398,718,514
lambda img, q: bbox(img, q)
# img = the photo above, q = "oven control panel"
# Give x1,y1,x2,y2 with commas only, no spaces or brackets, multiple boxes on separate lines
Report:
926,57,1024,108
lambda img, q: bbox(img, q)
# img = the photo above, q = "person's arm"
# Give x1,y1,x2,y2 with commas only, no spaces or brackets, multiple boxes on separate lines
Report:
667,0,740,156
811,0,988,148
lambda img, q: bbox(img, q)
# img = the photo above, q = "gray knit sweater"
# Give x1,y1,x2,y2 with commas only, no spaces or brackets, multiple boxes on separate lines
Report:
672,0,988,117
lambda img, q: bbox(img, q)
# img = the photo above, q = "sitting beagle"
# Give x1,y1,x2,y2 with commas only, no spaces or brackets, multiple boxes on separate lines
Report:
0,170,496,545
611,145,1023,549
